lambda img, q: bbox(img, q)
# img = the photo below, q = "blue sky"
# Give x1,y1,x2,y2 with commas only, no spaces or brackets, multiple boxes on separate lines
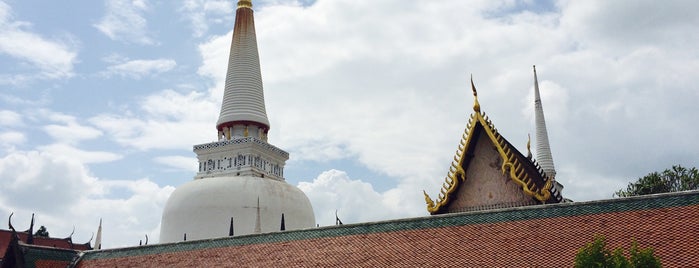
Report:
1,0,698,248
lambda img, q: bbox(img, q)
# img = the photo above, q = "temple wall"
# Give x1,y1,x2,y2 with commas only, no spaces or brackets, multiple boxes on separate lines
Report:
446,133,534,212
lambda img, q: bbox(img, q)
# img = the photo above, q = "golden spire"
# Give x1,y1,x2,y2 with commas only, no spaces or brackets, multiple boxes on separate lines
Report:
238,0,252,9
471,75,480,112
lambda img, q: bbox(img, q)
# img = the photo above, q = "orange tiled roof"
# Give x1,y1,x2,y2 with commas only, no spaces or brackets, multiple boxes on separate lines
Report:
75,191,699,267
0,230,91,260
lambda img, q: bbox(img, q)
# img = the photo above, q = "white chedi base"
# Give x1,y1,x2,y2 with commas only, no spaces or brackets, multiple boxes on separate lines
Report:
159,176,315,243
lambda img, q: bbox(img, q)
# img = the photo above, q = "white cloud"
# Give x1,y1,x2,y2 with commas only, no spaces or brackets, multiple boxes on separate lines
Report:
0,131,25,148
90,89,217,150
0,1,77,81
298,169,422,226
560,1,699,52
244,0,699,203
0,110,21,126
43,114,103,144
94,0,155,45
0,150,173,248
103,58,177,79
0,151,100,211
38,143,122,164
197,32,231,83
153,155,197,172
180,0,234,37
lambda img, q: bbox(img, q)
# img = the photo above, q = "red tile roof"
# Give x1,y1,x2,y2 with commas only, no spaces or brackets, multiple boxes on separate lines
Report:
75,191,699,267
0,230,91,260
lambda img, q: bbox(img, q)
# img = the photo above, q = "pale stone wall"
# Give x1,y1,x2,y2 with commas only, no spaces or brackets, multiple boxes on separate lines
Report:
446,133,534,212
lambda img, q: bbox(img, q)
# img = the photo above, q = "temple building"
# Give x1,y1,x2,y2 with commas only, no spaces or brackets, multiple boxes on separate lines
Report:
158,0,315,243
424,73,563,214
0,214,92,267
7,1,699,266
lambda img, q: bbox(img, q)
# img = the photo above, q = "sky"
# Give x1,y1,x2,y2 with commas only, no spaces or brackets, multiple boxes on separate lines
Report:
1,0,698,248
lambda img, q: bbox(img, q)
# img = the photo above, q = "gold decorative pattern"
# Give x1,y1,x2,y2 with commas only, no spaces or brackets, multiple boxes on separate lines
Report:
425,79,555,214
238,0,253,9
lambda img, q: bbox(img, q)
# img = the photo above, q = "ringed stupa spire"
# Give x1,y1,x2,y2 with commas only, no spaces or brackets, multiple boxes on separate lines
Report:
217,0,270,142
159,0,315,243
533,65,556,180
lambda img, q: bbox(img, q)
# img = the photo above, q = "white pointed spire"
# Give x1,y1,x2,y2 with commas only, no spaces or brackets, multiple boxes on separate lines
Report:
216,0,270,141
533,65,556,179
94,218,102,250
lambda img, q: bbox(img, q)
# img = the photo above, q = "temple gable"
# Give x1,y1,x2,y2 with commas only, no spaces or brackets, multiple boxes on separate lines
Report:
444,128,536,213
424,78,562,215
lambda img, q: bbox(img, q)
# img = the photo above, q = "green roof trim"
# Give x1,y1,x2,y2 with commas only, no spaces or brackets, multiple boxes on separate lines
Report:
79,190,699,261
21,245,80,268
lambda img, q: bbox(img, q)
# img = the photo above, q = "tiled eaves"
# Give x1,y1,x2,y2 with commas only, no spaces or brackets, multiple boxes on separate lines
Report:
20,244,81,268
78,190,699,261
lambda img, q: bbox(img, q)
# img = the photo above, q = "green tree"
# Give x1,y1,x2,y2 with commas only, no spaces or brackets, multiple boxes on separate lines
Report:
574,235,661,268
34,226,49,237
615,165,699,197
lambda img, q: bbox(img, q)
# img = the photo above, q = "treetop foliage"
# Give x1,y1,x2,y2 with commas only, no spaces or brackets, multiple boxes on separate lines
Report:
574,235,661,268
615,165,699,197
34,225,49,237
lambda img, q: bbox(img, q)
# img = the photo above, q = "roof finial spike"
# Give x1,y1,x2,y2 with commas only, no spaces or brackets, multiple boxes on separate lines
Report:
526,133,532,159
335,210,343,225
68,225,75,239
8,212,15,232
95,218,102,250
27,213,35,244
470,74,480,112
280,213,286,231
229,217,235,236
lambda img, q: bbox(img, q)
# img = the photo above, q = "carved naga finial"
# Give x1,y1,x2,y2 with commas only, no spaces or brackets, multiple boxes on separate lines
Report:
8,212,15,232
470,75,480,113
423,190,435,208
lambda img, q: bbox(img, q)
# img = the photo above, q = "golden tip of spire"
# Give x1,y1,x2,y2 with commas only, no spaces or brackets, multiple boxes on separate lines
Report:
470,74,480,112
238,0,252,9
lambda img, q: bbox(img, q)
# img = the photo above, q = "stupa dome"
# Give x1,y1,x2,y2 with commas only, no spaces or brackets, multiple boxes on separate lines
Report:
159,0,315,243
160,175,315,243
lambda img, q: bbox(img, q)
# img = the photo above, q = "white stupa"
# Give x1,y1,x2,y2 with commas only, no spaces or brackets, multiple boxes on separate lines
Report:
159,0,315,243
